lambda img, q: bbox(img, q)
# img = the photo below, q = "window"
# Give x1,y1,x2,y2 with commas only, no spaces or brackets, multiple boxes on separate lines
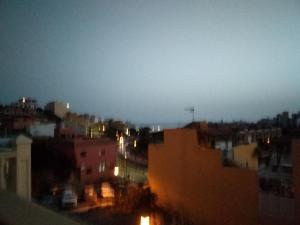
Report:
99,161,106,173
80,151,87,158
86,168,92,174
81,164,85,171
99,148,105,157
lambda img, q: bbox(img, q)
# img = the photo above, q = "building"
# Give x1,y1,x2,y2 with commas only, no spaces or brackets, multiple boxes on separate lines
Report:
258,137,300,225
185,122,280,169
11,97,37,110
148,129,259,225
232,143,258,170
44,101,69,119
50,136,117,184
28,122,56,138
116,154,147,183
0,98,40,135
0,135,32,200
62,113,102,137
292,139,300,225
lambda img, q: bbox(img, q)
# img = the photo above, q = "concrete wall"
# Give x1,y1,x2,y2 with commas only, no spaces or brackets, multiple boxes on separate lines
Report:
14,135,32,200
148,129,259,225
233,143,258,170
0,135,32,200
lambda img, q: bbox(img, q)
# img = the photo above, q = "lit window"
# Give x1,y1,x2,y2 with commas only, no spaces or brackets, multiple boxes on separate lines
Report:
134,140,137,148
114,166,119,176
99,162,106,173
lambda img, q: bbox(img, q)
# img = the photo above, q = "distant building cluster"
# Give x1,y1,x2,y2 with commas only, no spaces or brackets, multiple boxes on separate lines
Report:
258,111,300,129
0,97,122,201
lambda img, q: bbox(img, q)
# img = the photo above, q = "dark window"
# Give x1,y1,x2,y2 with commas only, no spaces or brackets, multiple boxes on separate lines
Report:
86,168,92,174
100,149,105,156
282,166,293,174
81,151,87,157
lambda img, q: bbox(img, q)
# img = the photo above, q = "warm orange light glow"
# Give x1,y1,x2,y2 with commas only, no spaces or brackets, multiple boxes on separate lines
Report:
101,182,115,198
267,137,270,144
114,166,119,176
140,216,150,225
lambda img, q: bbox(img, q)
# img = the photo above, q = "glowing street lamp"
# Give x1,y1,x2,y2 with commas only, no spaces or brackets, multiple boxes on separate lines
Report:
140,216,150,225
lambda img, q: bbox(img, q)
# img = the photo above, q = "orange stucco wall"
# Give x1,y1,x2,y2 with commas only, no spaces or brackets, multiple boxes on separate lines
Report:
149,129,259,225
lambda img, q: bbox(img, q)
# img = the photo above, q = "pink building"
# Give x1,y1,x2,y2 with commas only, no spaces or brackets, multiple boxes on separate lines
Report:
50,137,117,184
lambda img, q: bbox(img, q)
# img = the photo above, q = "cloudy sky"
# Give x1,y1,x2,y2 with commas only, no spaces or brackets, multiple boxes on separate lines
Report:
0,0,300,124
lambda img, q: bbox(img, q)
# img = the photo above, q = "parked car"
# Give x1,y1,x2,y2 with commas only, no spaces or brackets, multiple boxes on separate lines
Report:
61,189,78,208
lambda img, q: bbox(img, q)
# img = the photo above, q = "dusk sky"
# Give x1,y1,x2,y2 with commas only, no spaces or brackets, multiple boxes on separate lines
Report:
1,0,300,124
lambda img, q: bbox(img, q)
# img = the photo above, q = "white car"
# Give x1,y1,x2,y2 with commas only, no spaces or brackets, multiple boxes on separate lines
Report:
61,189,78,208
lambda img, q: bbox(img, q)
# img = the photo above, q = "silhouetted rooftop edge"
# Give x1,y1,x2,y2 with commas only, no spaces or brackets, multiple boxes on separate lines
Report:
0,191,82,225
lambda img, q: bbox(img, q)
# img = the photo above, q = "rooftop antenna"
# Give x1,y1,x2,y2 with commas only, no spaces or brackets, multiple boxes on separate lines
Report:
185,106,195,122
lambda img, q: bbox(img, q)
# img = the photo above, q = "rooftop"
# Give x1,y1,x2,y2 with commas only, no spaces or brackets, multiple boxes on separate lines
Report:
0,191,82,225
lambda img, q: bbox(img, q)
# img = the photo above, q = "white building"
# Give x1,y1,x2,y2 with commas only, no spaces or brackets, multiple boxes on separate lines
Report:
28,122,56,138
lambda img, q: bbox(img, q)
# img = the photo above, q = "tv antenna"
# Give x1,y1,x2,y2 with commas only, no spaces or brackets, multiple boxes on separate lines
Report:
185,106,195,122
